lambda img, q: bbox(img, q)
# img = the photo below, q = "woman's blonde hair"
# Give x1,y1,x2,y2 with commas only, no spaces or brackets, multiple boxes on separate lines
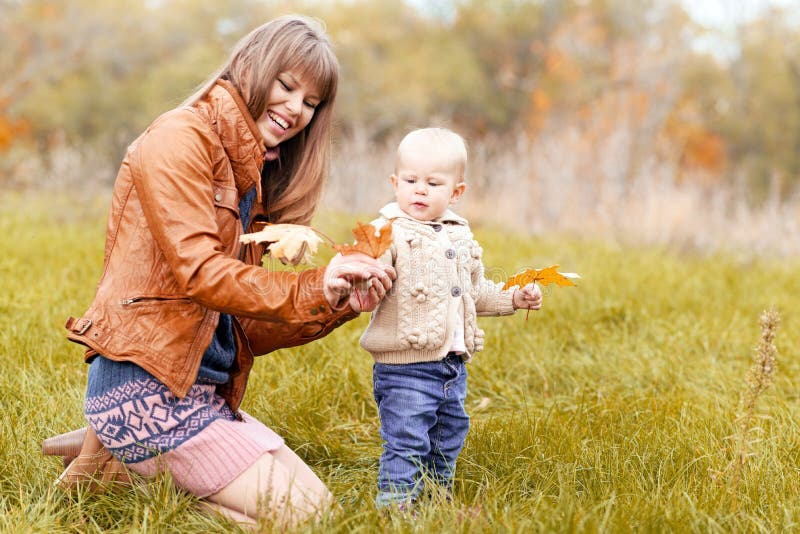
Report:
185,15,339,224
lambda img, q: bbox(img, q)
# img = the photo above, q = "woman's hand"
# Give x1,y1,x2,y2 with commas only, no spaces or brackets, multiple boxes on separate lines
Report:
513,282,543,311
323,253,396,312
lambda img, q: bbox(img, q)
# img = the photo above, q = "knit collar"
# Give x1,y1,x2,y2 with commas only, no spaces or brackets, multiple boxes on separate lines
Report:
378,202,468,226
193,79,266,203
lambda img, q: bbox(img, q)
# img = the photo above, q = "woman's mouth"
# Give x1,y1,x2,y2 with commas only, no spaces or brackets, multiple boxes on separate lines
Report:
267,110,290,130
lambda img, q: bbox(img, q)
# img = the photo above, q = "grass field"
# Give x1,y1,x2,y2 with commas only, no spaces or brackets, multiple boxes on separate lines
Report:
0,194,797,533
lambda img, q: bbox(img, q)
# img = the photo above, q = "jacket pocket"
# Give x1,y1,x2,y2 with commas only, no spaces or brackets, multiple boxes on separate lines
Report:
213,184,239,215
117,295,202,347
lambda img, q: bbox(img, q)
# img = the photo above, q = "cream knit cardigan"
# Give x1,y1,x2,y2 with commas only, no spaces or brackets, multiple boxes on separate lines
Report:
360,203,516,364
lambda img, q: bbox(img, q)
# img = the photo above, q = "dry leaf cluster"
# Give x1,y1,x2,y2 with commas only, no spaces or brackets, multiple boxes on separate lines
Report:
240,224,323,265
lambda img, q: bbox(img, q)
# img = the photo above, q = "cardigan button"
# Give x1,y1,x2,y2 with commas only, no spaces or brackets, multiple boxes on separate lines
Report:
214,193,223,202
451,286,462,297
432,224,442,232
445,248,456,259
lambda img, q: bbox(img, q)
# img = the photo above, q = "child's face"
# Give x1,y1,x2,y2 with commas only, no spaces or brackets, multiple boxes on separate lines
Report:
391,150,466,221
256,69,321,160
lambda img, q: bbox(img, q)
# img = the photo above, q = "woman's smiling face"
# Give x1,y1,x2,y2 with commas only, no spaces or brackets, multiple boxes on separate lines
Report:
256,69,321,160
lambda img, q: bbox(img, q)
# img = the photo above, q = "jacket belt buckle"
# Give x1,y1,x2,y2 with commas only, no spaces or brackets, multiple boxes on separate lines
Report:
74,319,92,335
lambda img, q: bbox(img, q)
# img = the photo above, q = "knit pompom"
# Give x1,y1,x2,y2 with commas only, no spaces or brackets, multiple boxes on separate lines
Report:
470,241,483,259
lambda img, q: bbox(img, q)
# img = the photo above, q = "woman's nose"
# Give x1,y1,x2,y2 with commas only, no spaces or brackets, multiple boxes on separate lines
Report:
286,94,302,115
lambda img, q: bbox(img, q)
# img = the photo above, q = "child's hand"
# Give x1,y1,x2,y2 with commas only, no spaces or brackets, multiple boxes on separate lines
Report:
513,283,542,311
324,253,396,310
349,277,389,312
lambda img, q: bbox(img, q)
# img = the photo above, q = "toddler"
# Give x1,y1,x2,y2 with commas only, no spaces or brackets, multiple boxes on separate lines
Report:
360,127,542,508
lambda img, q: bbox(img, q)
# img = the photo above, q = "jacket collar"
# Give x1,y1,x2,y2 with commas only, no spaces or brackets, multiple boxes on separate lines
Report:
378,202,468,226
194,79,266,203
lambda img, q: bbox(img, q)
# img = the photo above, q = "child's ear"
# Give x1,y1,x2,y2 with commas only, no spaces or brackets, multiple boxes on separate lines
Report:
390,174,398,188
450,181,466,204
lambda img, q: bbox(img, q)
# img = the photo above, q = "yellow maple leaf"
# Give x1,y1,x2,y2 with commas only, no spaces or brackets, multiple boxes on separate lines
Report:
502,265,581,290
240,224,323,265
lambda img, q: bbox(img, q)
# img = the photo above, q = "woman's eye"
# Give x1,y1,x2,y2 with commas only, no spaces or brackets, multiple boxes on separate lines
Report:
278,79,291,90
304,100,318,110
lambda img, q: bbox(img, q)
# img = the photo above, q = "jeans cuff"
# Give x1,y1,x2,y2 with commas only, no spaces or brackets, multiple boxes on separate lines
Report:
375,485,421,508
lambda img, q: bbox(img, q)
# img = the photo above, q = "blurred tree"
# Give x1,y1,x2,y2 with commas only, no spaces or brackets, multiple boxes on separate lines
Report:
320,0,488,139
449,0,551,134
0,0,798,199
678,5,800,199
731,8,800,198
1,0,283,173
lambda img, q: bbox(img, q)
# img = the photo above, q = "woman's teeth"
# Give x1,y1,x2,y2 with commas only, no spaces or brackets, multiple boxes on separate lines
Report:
268,111,288,130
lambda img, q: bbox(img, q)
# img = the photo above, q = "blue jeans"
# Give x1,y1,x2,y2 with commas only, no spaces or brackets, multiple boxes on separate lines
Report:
372,353,470,507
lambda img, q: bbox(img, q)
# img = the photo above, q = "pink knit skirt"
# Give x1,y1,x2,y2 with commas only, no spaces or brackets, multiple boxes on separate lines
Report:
86,379,284,498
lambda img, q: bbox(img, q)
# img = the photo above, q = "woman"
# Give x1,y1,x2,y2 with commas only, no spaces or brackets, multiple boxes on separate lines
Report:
47,15,394,527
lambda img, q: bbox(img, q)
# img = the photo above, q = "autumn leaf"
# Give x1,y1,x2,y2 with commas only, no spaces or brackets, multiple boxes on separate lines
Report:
240,224,323,265
334,221,393,259
503,265,581,290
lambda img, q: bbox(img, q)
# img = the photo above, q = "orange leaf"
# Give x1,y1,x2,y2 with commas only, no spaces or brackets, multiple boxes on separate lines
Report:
502,265,579,290
334,221,393,259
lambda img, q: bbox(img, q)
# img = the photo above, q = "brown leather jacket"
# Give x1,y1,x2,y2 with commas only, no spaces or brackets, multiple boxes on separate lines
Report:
66,80,356,411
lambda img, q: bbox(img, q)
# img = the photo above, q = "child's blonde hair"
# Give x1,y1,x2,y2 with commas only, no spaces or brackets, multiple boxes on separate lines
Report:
185,15,339,224
395,127,468,180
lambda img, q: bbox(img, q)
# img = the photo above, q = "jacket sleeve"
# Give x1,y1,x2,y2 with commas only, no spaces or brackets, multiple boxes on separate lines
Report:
238,306,359,356
130,109,330,324
471,245,516,317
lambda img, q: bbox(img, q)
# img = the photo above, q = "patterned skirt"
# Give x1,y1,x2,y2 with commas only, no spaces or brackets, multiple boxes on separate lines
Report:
85,358,283,497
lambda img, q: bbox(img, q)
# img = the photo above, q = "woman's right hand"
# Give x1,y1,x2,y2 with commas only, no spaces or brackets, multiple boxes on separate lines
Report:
323,253,396,312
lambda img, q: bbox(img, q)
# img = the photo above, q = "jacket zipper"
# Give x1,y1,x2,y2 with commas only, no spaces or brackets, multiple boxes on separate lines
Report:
120,296,191,306
230,315,253,421
237,217,252,262
230,213,252,421
232,315,255,360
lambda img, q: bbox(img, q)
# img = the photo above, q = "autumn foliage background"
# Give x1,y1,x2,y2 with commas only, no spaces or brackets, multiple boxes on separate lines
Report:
2,0,798,254
1,1,798,533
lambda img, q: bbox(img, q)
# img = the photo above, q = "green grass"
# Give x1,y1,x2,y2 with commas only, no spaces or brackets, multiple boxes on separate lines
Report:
1,194,797,533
